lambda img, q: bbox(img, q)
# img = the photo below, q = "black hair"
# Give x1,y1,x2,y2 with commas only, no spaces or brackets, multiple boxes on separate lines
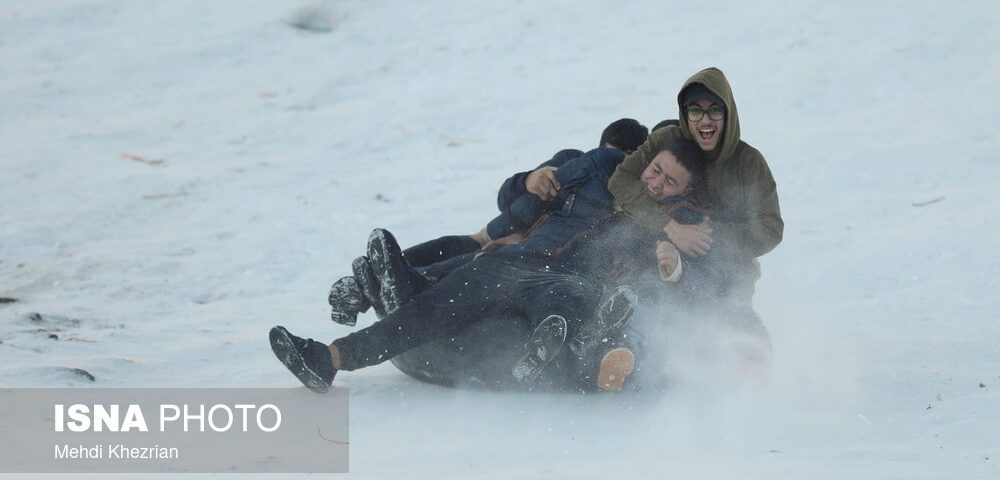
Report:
652,119,680,132
599,118,648,154
656,136,705,192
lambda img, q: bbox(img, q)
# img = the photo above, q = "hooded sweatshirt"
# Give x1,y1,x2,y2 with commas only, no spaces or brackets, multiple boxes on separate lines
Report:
607,67,783,292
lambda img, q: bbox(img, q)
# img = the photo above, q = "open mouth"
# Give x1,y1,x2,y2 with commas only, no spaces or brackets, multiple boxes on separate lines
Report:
698,127,716,142
646,185,661,198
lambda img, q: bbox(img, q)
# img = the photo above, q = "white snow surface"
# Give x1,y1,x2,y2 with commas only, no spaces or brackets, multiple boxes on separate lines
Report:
1,1,998,478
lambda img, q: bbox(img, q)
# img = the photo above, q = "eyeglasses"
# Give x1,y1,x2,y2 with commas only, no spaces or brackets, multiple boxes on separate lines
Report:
685,104,726,122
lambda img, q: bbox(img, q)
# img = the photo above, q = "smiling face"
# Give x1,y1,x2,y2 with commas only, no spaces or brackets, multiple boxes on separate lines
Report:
640,150,693,201
686,98,725,153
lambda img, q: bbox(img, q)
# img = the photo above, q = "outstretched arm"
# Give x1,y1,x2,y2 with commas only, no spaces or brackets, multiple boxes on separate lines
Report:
484,148,618,240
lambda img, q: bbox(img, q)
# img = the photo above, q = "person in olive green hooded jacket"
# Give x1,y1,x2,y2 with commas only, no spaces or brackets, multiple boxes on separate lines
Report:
608,67,782,342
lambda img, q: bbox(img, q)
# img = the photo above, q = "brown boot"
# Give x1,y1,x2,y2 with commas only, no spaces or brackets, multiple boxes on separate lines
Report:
597,347,634,392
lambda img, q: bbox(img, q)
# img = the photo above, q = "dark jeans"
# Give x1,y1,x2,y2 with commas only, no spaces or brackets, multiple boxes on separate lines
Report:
402,235,482,268
332,254,603,371
416,252,478,282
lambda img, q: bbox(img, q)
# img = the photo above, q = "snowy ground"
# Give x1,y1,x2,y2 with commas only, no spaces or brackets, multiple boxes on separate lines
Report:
1,1,998,478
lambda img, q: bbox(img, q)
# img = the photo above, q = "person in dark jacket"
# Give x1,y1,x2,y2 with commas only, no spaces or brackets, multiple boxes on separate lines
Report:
268,137,711,394
328,118,649,325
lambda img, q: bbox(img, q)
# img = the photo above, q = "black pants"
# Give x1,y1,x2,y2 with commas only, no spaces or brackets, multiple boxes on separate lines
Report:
402,235,481,268
332,254,602,371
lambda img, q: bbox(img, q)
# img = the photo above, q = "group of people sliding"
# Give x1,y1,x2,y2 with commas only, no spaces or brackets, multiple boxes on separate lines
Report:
269,67,784,393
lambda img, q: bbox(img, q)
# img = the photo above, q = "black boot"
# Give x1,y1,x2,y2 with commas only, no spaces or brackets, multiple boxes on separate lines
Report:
569,285,637,358
269,326,337,394
351,256,385,318
366,229,426,315
328,276,370,326
512,315,568,384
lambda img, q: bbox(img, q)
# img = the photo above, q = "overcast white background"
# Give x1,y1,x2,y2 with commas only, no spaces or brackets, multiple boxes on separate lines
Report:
1,1,997,478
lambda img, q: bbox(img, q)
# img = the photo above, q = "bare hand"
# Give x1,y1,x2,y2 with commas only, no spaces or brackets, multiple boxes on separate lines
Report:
656,241,679,278
525,166,560,201
663,217,713,257
482,232,525,251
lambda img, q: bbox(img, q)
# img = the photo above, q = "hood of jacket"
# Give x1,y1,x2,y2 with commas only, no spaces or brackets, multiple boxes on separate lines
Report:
676,67,741,165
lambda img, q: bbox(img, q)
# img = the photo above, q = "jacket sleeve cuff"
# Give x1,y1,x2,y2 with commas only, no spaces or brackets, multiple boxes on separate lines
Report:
496,172,531,210
485,215,510,240
659,250,683,282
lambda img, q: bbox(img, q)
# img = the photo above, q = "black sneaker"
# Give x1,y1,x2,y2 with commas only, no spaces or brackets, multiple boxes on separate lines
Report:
328,276,369,326
512,315,568,384
569,285,637,358
351,256,384,318
366,229,421,315
269,326,337,394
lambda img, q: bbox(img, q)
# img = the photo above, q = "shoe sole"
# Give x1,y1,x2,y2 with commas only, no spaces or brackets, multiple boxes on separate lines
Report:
329,310,357,327
598,347,634,392
269,326,330,394
599,286,637,331
352,256,384,318
569,286,637,357
367,229,407,314
512,315,568,384
328,276,364,326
